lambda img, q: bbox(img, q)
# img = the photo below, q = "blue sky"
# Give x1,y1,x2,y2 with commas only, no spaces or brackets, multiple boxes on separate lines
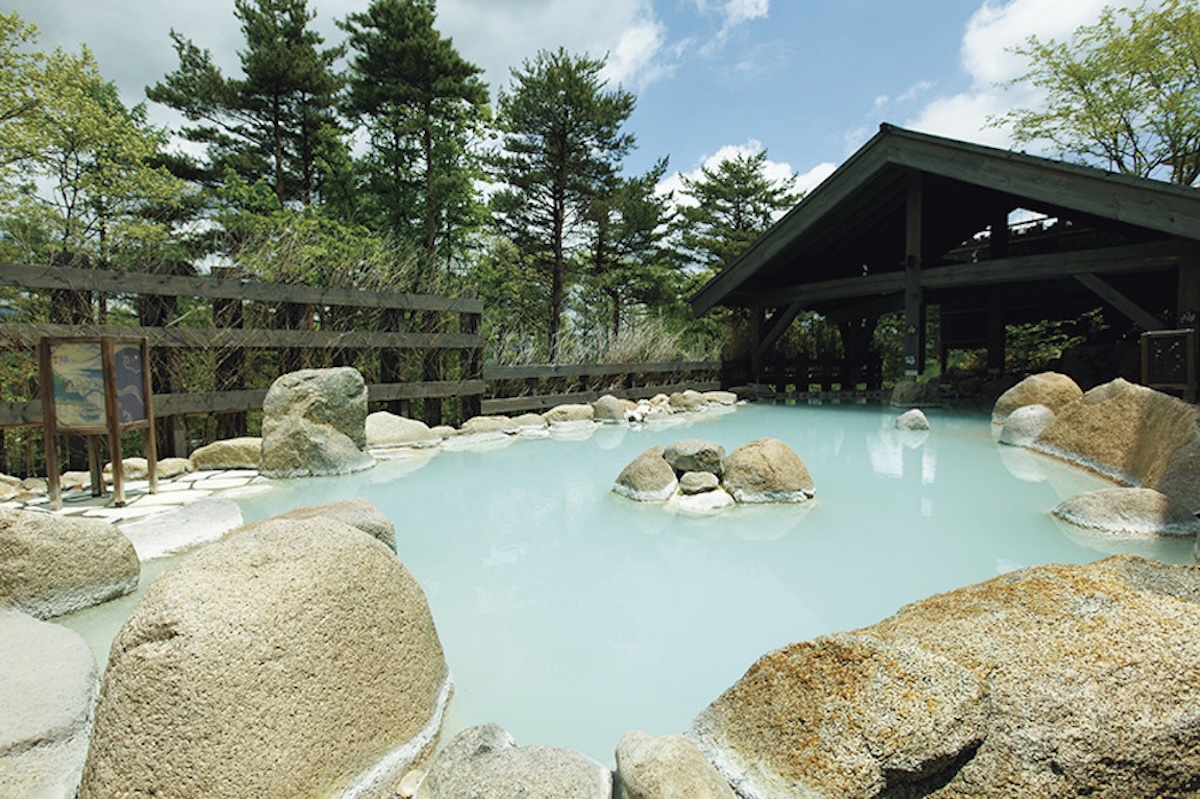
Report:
13,0,1115,197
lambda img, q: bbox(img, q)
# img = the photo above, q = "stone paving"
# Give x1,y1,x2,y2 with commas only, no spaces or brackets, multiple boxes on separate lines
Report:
0,468,273,525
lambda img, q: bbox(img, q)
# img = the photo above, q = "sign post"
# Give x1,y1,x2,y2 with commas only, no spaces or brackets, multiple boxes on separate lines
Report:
38,337,158,510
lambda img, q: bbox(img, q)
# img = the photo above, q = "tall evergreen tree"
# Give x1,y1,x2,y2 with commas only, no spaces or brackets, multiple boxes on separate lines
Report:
490,48,636,361
341,0,489,289
583,157,677,338
673,148,799,274
147,0,344,208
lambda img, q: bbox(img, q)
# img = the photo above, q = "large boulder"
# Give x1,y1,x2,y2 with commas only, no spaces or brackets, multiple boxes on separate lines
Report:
997,403,1055,446
79,517,450,799
614,445,679,502
544,403,595,425
721,438,814,504
992,371,1082,423
890,379,939,408
260,367,375,478
0,509,139,618
616,730,735,799
689,633,986,799
1032,379,1200,508
460,415,518,436
239,497,396,551
0,609,98,799
693,556,1200,799
1052,487,1200,537
418,723,611,799
668,390,706,412
663,439,726,475
189,436,262,470
365,411,440,449
591,394,628,423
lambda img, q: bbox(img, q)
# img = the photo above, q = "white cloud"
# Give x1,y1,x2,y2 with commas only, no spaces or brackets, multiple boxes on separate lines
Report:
600,18,671,90
657,139,800,206
722,0,770,28
901,0,1114,147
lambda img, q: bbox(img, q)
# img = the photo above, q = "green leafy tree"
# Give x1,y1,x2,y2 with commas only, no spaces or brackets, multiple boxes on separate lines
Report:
995,0,1200,185
341,0,489,289
490,48,636,361
148,0,345,207
15,44,190,268
673,147,799,274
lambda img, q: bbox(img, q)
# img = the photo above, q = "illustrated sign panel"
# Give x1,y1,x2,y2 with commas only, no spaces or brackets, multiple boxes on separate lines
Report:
50,341,106,429
113,342,146,423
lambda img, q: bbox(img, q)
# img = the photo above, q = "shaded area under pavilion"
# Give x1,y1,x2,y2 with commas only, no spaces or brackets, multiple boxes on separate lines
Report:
691,123,1200,397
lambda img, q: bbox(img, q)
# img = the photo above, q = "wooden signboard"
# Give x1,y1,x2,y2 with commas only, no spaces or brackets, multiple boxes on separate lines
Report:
39,337,157,509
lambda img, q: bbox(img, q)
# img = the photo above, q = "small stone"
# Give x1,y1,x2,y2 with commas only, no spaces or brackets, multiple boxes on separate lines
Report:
895,408,930,431
663,439,726,475
679,471,720,494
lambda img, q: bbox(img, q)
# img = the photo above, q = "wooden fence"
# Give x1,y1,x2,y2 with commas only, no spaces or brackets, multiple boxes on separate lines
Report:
0,262,723,476
0,261,483,468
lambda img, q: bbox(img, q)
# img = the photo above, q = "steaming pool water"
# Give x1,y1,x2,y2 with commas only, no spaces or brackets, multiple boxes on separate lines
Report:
62,402,1197,766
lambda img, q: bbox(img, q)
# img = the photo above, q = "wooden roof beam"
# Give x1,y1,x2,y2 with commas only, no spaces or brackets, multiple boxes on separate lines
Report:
733,239,1195,309
1073,273,1164,330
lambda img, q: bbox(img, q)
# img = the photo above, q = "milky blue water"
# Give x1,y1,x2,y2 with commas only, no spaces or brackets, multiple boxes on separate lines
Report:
235,402,1195,764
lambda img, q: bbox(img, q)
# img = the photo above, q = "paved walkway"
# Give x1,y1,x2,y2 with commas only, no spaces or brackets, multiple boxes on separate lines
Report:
0,469,272,525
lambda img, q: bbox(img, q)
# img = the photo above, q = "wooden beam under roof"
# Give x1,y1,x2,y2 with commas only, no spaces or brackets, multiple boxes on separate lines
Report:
733,239,1196,309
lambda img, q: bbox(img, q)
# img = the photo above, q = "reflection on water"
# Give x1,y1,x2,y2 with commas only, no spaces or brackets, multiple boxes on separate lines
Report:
87,403,1197,765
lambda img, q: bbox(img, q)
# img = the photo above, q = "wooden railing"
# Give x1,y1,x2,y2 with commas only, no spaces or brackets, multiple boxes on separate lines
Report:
0,262,483,464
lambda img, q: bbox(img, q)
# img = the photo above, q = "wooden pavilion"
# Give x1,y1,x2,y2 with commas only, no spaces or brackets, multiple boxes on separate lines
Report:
691,124,1200,392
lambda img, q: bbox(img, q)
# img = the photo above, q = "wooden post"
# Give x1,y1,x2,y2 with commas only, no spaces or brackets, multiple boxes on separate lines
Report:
462,306,482,420
904,172,925,377
212,267,246,439
750,307,765,384
379,308,406,416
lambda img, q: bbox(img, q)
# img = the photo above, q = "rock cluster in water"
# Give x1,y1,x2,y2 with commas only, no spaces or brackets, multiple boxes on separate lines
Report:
994,372,1200,538
614,437,814,513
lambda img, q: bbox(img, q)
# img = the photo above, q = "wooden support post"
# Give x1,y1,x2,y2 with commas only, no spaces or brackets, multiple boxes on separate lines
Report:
987,292,1005,375
750,307,765,384
904,172,925,377
1178,261,1200,329
462,307,482,421
212,267,246,440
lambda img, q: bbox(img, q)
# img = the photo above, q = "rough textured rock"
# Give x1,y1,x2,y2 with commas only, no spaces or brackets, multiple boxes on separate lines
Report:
668,389,706,411
992,371,1082,423
189,436,262,470
679,470,720,494
692,557,1200,798
118,496,244,560
513,413,549,431
255,497,396,550
878,557,1200,797
0,509,139,618
616,730,735,799
260,367,375,478
998,403,1055,446
1052,487,1200,537
544,403,595,424
366,411,440,449
890,379,939,408
460,415,518,436
703,390,738,406
102,457,150,480
663,439,726,475
591,394,628,422
895,408,930,431
419,723,611,799
0,609,98,799
722,438,814,503
689,633,986,799
157,457,195,478
79,518,450,799
614,445,678,502
1032,379,1200,501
